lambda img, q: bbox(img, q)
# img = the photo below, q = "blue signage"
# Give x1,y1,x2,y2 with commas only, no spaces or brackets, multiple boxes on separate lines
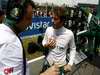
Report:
19,17,52,37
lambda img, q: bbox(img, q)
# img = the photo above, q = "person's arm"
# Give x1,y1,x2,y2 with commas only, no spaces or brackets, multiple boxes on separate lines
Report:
40,65,59,75
64,32,76,72
42,28,56,49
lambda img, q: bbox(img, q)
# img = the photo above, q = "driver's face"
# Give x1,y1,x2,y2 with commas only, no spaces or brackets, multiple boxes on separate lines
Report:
52,13,63,29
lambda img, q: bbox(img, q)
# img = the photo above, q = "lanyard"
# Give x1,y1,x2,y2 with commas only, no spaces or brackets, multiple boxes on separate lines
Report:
18,37,26,75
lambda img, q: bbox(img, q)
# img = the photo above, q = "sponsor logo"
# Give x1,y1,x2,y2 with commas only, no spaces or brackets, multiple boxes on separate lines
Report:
3,67,13,75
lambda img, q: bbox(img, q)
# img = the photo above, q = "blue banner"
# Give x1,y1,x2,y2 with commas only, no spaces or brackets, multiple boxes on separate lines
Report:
19,17,52,37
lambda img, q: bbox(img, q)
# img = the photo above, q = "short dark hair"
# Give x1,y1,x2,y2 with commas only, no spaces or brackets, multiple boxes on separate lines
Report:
52,7,66,21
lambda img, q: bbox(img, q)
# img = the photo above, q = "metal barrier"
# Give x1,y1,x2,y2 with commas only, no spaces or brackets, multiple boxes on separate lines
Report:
28,56,45,75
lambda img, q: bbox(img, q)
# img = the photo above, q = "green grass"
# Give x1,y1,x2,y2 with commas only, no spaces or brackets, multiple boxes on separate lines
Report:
22,35,43,60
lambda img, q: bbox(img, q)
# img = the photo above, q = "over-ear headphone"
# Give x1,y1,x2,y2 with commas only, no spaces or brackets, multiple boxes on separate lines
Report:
6,0,26,21
1,0,35,33
2,0,35,22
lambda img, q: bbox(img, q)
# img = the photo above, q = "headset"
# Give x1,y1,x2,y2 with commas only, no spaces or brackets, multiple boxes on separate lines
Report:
1,0,35,25
0,0,35,33
0,0,35,34
7,0,35,21
6,0,25,21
